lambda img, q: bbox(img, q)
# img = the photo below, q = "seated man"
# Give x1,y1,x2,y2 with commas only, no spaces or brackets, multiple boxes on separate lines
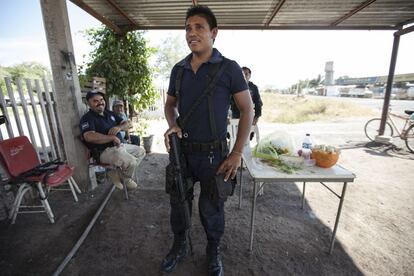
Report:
112,100,141,146
80,91,146,190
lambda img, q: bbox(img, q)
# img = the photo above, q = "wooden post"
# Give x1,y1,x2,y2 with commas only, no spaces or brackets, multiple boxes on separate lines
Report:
39,0,89,190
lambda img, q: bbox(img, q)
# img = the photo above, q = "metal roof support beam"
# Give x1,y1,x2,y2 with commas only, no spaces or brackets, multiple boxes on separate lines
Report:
127,25,397,31
106,0,138,28
379,33,399,135
331,0,377,26
70,0,124,35
265,0,286,27
379,24,414,135
397,18,414,28
395,24,414,36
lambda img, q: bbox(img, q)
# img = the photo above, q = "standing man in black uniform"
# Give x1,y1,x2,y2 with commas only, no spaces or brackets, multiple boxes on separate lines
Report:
162,5,253,276
230,66,263,126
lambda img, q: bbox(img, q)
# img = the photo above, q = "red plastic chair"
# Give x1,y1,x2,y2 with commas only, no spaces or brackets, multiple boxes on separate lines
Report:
0,136,80,224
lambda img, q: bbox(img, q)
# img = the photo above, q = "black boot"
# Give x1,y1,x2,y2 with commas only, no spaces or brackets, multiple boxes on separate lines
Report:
206,243,224,276
161,237,188,273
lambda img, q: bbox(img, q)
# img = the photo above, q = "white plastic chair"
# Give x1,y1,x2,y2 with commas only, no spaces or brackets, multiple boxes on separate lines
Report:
227,119,260,151
227,119,264,197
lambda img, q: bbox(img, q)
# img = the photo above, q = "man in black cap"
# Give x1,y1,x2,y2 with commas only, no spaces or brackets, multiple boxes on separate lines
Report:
80,91,145,190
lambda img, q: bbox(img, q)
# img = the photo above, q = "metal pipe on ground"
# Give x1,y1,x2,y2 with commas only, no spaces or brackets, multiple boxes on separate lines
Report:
52,185,115,276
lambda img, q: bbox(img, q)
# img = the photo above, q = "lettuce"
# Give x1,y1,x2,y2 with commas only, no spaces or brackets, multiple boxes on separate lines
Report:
252,130,301,174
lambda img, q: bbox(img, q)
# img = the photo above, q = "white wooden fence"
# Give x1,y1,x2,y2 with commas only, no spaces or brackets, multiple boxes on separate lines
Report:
0,77,68,220
0,77,64,162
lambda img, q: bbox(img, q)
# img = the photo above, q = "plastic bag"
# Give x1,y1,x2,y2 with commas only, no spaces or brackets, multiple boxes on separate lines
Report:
253,130,296,160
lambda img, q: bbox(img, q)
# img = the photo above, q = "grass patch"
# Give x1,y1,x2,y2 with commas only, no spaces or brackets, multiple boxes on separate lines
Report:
261,93,374,124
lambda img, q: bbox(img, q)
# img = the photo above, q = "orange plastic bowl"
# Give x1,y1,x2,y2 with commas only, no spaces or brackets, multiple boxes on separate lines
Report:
312,150,339,168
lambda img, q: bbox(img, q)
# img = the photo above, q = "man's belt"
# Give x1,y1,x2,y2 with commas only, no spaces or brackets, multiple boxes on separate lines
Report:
180,140,227,152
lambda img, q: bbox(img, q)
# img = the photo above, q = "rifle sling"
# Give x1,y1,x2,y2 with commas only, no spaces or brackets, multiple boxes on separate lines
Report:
176,58,229,141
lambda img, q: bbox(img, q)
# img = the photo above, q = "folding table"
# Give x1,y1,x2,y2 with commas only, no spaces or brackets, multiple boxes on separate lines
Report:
238,144,355,254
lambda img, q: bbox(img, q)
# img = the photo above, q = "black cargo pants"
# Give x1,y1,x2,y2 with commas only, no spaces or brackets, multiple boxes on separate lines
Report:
170,148,228,244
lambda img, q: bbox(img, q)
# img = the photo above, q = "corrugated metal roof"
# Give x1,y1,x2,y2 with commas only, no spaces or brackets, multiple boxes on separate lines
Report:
70,0,414,34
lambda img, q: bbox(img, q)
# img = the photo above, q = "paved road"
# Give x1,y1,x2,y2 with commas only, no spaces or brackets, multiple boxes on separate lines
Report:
259,117,412,153
309,95,414,115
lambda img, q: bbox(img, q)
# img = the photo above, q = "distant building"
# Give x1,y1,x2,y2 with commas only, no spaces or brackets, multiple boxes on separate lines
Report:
335,73,414,86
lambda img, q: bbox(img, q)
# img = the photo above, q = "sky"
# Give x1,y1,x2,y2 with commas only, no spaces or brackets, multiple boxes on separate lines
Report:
0,1,413,89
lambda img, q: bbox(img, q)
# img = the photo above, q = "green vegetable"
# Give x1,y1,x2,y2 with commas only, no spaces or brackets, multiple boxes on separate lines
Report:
253,145,278,160
253,146,300,174
267,158,300,174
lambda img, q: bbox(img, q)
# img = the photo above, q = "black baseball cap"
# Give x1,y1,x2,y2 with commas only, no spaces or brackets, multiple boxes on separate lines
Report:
86,90,105,101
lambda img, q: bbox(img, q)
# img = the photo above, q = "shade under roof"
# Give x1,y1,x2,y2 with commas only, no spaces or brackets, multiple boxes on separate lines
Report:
70,0,414,34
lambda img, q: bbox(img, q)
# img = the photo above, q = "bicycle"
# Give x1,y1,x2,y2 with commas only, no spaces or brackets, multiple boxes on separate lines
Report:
364,109,414,153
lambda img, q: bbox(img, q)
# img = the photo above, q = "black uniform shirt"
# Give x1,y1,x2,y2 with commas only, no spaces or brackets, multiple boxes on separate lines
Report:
167,48,248,142
230,81,263,119
80,109,124,151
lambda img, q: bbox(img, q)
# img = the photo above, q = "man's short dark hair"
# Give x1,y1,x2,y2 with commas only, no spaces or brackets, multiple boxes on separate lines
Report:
186,5,217,29
242,67,251,75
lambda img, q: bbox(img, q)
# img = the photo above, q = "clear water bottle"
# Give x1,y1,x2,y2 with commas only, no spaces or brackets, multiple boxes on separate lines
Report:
302,134,313,163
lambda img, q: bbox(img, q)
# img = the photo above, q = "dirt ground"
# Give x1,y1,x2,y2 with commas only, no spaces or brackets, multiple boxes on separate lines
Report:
0,118,413,276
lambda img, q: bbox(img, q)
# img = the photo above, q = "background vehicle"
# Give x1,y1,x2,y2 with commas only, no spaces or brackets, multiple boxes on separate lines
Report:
349,85,373,98
407,87,414,100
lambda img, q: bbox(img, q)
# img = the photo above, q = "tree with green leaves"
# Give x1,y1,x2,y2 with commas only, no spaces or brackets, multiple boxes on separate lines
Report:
289,74,322,92
81,27,157,115
6,62,51,81
309,74,321,87
0,67,10,94
154,34,187,81
1,62,51,94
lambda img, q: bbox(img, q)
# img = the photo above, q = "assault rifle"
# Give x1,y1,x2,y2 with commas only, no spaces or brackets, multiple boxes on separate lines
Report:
169,133,193,254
